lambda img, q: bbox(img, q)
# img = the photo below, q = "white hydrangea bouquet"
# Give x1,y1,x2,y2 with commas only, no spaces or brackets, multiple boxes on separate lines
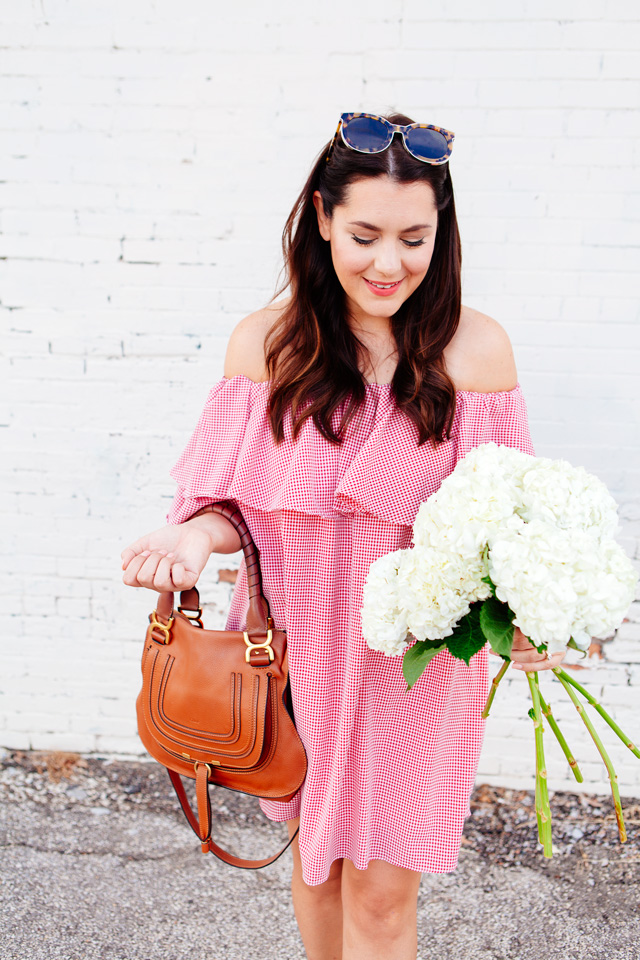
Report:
361,443,639,857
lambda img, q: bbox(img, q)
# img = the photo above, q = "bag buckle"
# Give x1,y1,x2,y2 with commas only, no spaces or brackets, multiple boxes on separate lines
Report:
178,605,204,628
149,611,174,644
243,628,275,663
193,760,219,775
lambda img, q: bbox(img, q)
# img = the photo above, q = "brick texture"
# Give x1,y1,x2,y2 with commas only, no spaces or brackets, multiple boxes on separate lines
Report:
1,1,639,795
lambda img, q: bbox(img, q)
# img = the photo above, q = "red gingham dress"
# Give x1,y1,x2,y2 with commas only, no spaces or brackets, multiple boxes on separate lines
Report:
167,374,535,886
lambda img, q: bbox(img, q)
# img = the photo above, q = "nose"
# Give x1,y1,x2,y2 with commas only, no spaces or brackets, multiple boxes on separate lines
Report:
372,241,402,279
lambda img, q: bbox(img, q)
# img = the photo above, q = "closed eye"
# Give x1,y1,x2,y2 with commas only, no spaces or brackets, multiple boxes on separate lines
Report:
352,236,426,247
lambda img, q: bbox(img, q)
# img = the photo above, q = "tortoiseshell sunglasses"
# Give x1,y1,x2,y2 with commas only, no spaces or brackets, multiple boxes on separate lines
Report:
326,112,455,166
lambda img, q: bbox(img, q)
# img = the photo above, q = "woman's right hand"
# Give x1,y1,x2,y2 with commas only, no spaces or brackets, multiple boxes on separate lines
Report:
121,523,214,594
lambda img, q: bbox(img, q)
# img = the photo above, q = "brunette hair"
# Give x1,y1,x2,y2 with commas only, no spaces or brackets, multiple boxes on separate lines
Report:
265,112,461,446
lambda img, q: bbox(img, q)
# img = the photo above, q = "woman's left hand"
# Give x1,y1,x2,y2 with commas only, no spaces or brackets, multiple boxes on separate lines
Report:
490,626,567,673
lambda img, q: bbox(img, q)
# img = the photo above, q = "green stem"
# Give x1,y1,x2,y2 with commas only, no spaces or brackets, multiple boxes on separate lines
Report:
538,691,584,783
527,672,553,857
481,659,510,719
533,752,543,845
554,670,627,843
528,680,547,851
553,668,640,759
533,673,554,855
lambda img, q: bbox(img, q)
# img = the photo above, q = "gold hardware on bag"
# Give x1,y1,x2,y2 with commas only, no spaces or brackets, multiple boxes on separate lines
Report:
243,629,275,662
193,760,220,776
149,611,174,644
183,753,220,766
178,605,203,627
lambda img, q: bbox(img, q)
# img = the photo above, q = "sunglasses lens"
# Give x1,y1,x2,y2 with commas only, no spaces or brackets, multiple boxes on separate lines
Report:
404,127,450,162
342,115,392,153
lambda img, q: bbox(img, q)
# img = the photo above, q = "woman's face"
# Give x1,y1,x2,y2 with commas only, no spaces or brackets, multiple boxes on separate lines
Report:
313,175,438,329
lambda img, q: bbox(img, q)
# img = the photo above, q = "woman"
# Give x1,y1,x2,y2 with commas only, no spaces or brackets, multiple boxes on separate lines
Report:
122,112,565,960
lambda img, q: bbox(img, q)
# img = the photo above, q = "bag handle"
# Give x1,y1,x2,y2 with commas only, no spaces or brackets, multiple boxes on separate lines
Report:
156,501,271,635
167,768,299,869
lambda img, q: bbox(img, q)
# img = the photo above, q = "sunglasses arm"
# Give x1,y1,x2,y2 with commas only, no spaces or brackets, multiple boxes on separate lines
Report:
325,118,343,164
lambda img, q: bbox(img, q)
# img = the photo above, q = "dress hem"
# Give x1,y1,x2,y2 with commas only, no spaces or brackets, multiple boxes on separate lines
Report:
298,849,462,887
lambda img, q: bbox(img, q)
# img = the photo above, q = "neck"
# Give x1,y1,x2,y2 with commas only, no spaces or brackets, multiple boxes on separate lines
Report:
348,314,393,340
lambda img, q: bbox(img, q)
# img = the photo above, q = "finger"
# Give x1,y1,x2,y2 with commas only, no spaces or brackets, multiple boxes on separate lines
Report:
121,536,171,568
510,637,537,654
121,538,152,564
170,561,199,590
512,660,546,672
121,546,149,570
130,552,167,589
539,651,566,671
509,650,542,665
512,651,564,672
122,552,151,587
149,555,179,592
146,557,199,593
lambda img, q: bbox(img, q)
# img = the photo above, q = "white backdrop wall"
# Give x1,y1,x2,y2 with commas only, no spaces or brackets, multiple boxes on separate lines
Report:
2,0,639,796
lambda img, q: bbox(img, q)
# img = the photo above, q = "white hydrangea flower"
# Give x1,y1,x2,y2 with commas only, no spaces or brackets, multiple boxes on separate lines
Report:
398,546,491,643
574,538,637,642
361,442,636,661
488,520,581,652
454,441,534,483
360,550,409,657
488,521,637,653
412,442,533,561
519,458,619,540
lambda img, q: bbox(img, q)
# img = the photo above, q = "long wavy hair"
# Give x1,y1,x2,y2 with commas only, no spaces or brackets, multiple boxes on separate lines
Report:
264,112,462,446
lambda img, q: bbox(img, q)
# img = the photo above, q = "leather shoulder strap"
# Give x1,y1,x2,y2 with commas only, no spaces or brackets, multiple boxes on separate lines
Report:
167,770,298,869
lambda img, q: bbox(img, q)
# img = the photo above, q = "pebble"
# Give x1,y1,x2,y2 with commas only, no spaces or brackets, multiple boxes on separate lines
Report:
66,786,88,800
1,751,637,874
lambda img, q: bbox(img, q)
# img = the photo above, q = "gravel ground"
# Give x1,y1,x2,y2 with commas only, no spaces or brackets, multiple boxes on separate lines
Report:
1,749,639,960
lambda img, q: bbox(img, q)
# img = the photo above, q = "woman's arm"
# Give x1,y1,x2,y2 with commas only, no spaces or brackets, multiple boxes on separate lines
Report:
121,511,242,594
186,511,242,553
121,308,280,593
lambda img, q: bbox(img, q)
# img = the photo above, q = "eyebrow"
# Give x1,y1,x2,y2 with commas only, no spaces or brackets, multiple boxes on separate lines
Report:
347,220,433,231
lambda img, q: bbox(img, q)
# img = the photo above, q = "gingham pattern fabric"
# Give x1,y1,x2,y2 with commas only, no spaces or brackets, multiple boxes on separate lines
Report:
167,375,535,886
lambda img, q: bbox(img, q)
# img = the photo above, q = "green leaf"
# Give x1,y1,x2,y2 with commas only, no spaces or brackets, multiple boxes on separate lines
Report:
480,547,497,597
480,596,515,659
403,640,447,690
527,707,536,721
481,575,497,598
445,605,487,666
567,637,588,658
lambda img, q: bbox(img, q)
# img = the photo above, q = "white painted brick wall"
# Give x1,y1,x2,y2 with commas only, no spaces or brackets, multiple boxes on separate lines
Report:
2,0,639,796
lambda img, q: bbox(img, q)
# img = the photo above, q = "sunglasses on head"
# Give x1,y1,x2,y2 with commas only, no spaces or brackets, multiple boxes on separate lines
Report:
326,112,455,166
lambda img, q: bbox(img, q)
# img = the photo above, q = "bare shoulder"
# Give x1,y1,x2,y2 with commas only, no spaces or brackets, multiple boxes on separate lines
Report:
443,305,518,393
223,298,290,382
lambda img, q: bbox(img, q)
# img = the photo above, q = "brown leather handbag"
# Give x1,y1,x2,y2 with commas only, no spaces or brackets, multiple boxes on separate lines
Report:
136,500,307,868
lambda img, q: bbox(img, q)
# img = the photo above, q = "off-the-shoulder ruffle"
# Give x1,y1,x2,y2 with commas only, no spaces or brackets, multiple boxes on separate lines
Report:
167,375,535,528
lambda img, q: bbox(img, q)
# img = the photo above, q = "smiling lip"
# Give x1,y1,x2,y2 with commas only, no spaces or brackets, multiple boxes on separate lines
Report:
364,278,403,296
